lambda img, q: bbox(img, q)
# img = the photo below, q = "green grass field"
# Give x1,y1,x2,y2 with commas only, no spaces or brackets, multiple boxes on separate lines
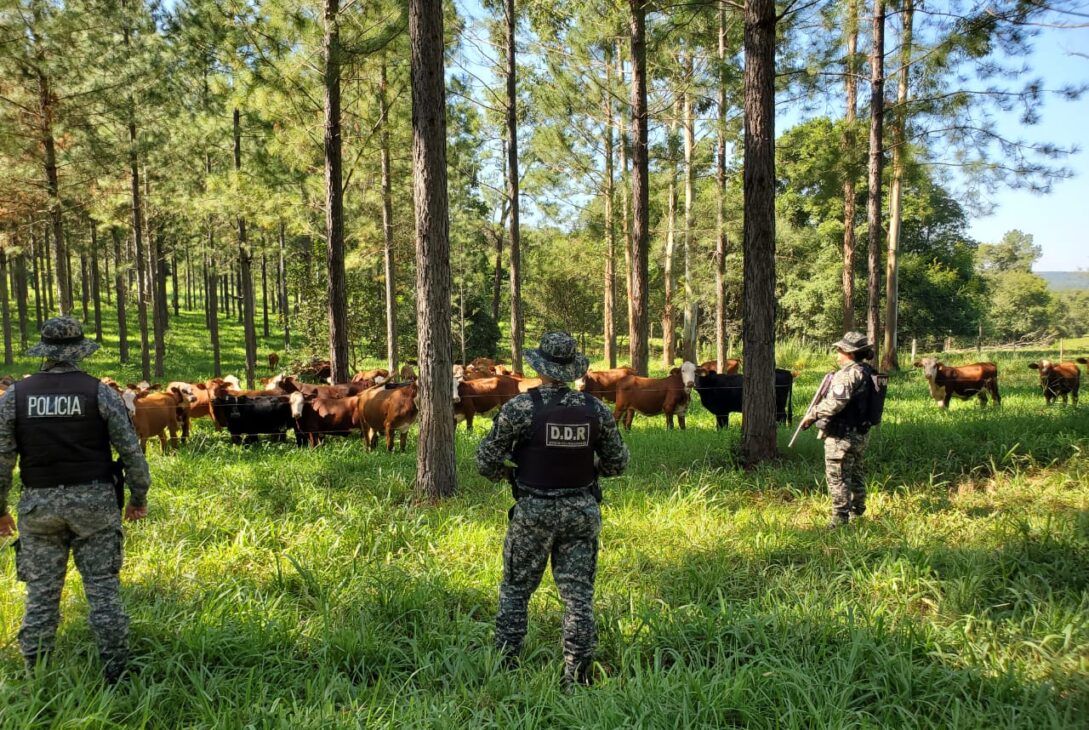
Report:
0,308,1087,728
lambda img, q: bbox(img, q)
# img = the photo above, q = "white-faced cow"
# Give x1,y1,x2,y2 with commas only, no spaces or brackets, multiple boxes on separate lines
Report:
1028,360,1080,406
612,362,697,430
913,358,1000,408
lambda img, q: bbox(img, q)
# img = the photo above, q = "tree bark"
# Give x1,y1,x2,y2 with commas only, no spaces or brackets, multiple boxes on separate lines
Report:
617,43,633,357
34,62,71,316
410,0,457,499
13,241,28,348
380,60,398,376
90,221,102,342
279,220,290,350
112,227,129,364
131,155,150,381
79,248,90,323
741,0,779,465
881,0,912,372
261,253,269,338
146,180,167,378
42,223,54,314
628,0,650,375
234,108,258,388
324,0,351,385
715,1,729,368
0,248,11,366
172,250,180,317
681,54,698,364
603,48,617,368
663,116,678,368
505,0,525,374
866,0,885,350
207,252,221,377
841,0,859,331
31,233,42,329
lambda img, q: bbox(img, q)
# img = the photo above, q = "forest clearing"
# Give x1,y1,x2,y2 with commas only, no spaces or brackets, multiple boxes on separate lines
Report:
0,308,1087,727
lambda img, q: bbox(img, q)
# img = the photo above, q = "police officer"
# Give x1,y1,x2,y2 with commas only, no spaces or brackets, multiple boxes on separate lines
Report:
0,317,150,682
476,332,628,690
800,331,876,528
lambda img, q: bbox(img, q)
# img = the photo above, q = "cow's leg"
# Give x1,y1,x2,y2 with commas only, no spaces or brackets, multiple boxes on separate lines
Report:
624,410,634,431
399,432,407,453
990,380,1001,407
158,431,168,455
942,392,952,409
466,411,474,432
978,391,987,408
678,413,686,430
716,414,728,430
385,427,394,452
665,413,673,430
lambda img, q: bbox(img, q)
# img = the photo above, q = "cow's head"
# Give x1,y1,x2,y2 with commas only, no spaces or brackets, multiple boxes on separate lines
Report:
680,361,697,389
452,373,463,403
167,382,198,404
223,375,241,390
913,357,940,381
574,371,589,392
288,391,306,419
121,389,138,417
1028,360,1054,378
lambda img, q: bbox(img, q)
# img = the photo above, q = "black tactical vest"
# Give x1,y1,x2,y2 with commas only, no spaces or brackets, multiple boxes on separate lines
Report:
513,388,600,491
827,363,875,435
14,371,114,488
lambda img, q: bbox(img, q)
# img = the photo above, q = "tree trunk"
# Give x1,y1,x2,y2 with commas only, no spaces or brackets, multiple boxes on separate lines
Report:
31,233,42,329
236,265,243,324
380,60,398,376
14,242,28,348
261,253,269,338
147,189,167,378
185,243,193,311
172,250,180,317
662,116,678,368
279,220,290,350
741,0,779,466
616,44,634,362
715,3,729,369
506,0,524,374
90,221,102,342
112,228,129,364
0,249,11,366
603,48,617,369
234,109,258,388
681,55,698,364
323,0,351,385
43,223,54,314
841,0,859,331
881,0,912,372
80,249,90,323
104,243,111,307
491,228,503,325
207,251,221,377
866,0,885,350
628,0,650,376
35,66,71,316
410,0,457,499
131,147,150,381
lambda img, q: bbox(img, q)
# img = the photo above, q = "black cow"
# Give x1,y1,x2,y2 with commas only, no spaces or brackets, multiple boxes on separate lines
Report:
212,392,293,444
694,369,795,430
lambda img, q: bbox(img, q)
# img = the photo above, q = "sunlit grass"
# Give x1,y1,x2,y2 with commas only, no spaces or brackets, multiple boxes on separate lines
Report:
0,306,1087,727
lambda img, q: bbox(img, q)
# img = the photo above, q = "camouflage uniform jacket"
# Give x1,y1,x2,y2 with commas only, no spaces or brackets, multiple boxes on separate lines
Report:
476,384,629,483
0,362,151,514
811,360,867,433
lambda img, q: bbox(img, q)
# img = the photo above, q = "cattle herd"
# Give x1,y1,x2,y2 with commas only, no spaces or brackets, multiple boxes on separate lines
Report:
0,353,1083,455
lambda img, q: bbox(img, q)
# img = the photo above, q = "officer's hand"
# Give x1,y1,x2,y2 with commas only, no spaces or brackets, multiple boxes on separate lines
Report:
124,505,148,522
0,513,15,536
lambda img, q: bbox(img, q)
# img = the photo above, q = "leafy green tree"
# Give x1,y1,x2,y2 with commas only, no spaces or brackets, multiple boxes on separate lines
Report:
976,230,1041,274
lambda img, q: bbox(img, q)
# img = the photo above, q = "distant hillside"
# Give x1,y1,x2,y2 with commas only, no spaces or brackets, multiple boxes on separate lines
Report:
1037,271,1089,291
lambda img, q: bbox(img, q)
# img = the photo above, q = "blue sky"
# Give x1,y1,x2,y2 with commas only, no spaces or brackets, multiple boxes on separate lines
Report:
966,24,1088,271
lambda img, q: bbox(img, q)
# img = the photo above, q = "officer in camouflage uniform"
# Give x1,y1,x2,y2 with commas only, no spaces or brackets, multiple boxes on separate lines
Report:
0,317,150,683
800,331,875,528
476,332,628,690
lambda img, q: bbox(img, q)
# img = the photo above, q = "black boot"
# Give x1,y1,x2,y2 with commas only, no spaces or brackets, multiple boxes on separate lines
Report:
561,658,593,693
103,654,130,686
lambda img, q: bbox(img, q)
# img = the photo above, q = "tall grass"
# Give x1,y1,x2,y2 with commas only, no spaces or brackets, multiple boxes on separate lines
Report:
0,311,1087,727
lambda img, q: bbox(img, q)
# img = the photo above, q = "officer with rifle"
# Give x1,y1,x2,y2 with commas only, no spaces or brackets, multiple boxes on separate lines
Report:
0,317,150,683
475,332,628,691
797,331,884,528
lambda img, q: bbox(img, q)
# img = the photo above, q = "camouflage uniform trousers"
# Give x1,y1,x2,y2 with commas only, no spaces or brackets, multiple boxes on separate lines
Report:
15,483,127,671
496,492,601,675
824,430,869,519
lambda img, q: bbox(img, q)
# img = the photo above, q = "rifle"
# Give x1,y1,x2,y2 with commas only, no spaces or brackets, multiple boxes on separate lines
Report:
788,372,834,448
111,460,126,512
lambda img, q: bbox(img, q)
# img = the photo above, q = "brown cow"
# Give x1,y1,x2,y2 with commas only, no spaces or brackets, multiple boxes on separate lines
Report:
268,374,371,399
268,352,280,370
699,359,741,375
124,385,190,454
575,367,635,403
913,358,1001,408
613,362,698,430
289,391,360,447
353,369,389,384
356,382,419,452
1028,360,1081,406
454,375,522,431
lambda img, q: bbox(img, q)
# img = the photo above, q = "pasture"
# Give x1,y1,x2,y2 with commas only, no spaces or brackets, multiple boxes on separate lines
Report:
0,314,1087,728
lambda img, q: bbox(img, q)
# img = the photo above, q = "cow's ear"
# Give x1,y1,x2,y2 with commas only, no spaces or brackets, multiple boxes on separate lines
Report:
126,383,138,390
912,361,923,368
696,367,708,377
1028,363,1040,369
670,367,680,375
151,383,161,390
194,382,207,391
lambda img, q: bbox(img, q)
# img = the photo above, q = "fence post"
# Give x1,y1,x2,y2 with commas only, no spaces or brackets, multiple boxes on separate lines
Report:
910,338,917,365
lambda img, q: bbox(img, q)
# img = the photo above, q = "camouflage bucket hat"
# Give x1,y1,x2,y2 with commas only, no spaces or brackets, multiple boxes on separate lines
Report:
524,331,590,382
27,316,100,361
832,331,869,353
